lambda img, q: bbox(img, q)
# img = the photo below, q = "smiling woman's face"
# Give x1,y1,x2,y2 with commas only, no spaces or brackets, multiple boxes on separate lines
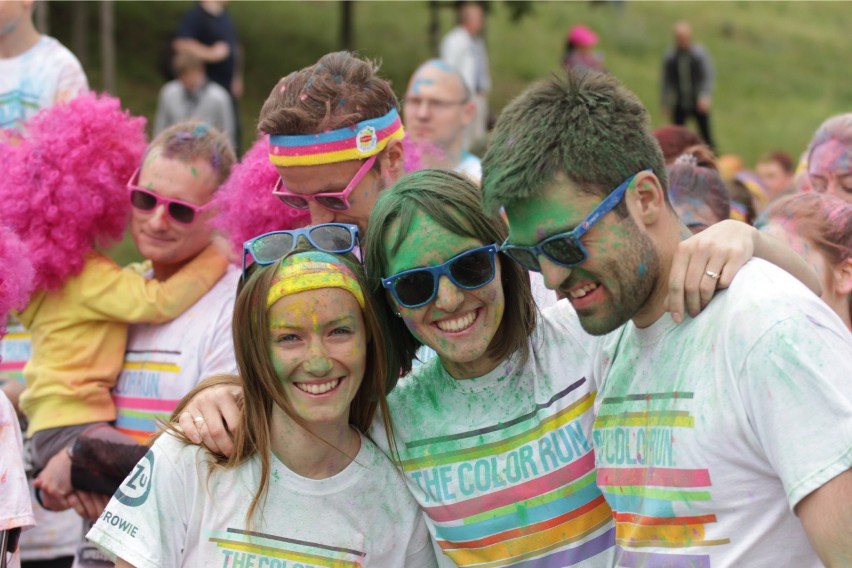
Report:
267,287,366,427
384,211,505,380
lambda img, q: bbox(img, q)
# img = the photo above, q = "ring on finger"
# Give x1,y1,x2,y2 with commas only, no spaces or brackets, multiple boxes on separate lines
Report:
193,416,206,424
705,270,721,280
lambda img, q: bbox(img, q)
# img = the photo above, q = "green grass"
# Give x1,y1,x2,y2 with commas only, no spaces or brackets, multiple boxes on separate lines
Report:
44,1,852,262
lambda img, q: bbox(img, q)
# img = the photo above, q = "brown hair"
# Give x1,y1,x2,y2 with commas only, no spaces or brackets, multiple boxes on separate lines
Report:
481,69,667,216
257,51,399,137
145,120,236,188
757,150,794,174
172,51,204,77
365,169,537,369
653,125,705,165
167,247,400,525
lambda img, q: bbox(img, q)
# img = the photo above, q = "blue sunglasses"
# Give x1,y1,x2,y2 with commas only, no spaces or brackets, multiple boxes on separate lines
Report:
242,223,360,278
500,170,648,272
382,244,498,309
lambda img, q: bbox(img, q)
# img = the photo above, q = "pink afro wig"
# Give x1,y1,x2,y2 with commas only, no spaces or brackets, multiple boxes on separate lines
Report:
0,226,35,339
212,136,311,255
402,135,443,173
0,92,147,291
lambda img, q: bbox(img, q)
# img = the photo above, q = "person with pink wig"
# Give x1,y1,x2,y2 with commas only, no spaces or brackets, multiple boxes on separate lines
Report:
33,120,242,568
0,96,229,487
762,192,852,330
0,226,35,568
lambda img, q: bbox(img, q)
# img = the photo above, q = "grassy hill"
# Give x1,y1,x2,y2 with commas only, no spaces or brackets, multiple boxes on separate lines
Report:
44,0,852,261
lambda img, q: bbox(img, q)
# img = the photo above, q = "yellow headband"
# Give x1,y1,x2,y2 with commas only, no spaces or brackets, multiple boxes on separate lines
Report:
266,251,366,310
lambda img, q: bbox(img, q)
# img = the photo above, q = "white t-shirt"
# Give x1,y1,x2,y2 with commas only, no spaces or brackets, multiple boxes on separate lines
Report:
112,265,239,443
86,432,436,567
593,259,852,567
0,35,88,131
372,301,615,567
0,391,34,568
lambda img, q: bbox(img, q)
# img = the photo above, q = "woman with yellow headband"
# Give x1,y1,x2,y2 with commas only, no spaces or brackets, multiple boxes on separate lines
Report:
85,248,436,566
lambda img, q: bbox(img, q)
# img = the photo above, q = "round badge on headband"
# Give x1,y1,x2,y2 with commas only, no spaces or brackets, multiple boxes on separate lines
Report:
268,108,405,167
266,251,366,310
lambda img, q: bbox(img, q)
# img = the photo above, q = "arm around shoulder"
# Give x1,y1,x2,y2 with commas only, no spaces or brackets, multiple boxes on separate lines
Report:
82,245,228,323
796,468,852,567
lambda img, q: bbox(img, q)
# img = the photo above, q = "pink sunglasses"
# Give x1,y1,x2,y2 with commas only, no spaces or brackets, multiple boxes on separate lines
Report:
272,155,377,212
126,168,214,225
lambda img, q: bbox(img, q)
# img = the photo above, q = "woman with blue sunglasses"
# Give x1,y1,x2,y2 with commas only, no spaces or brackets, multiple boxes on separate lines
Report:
364,169,614,566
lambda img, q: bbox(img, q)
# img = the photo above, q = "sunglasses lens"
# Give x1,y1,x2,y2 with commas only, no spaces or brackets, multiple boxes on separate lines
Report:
449,250,494,288
130,189,157,211
168,203,196,224
277,195,310,210
504,248,540,272
393,271,436,308
252,233,295,264
315,196,349,211
541,236,585,266
309,225,354,252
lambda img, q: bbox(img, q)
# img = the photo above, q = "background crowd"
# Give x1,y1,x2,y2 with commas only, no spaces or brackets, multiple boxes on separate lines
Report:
1,1,851,567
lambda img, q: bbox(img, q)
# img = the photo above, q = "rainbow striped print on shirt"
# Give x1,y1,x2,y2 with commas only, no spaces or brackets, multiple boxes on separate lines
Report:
398,378,615,566
113,349,182,443
208,528,366,568
0,319,30,385
593,391,729,568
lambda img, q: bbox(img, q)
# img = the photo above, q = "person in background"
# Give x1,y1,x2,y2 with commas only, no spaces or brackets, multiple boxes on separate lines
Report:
174,0,242,153
729,170,769,223
440,1,490,151
762,192,852,330
402,59,479,181
756,149,795,203
661,21,715,149
667,145,730,233
561,24,605,73
805,113,852,203
155,51,236,151
0,0,87,132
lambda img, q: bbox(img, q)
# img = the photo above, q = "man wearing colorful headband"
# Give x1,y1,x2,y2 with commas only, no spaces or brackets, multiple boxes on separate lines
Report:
259,51,406,237
481,69,852,566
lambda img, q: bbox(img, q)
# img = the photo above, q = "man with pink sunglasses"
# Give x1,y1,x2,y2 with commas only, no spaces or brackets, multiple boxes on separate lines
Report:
34,121,243,567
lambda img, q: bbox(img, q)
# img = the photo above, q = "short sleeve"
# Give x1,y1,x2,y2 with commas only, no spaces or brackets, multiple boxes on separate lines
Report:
738,315,852,509
85,435,190,568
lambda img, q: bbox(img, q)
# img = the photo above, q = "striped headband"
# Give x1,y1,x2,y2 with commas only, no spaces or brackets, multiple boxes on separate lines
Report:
268,108,405,167
266,251,366,310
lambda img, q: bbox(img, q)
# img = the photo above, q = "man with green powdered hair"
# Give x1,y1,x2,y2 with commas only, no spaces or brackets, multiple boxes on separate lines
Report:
481,68,852,567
